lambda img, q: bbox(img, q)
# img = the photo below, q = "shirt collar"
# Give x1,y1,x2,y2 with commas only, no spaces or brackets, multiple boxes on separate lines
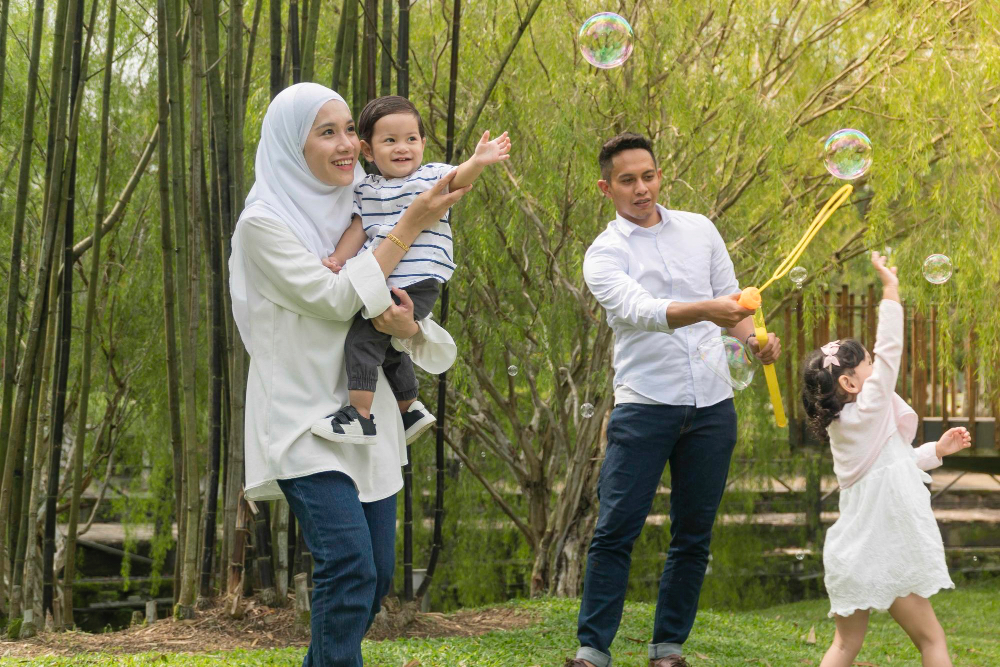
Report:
613,204,669,237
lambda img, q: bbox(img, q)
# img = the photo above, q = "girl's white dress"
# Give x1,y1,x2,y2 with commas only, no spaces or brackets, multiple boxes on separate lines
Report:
822,300,954,617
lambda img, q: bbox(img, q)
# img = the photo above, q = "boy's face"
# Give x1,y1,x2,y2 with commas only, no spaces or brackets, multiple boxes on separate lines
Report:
360,112,426,179
597,149,662,225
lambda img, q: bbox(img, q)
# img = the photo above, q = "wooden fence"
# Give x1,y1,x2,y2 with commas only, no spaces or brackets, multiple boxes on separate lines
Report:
777,285,1000,460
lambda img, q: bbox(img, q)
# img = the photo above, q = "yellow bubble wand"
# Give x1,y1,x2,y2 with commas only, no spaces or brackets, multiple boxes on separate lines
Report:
737,183,855,427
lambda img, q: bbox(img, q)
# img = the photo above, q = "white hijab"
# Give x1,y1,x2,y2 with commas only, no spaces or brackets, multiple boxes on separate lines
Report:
229,83,365,353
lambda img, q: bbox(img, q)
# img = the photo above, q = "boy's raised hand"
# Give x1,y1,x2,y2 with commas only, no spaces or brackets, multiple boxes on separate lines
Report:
473,130,511,167
871,250,898,287
936,426,972,458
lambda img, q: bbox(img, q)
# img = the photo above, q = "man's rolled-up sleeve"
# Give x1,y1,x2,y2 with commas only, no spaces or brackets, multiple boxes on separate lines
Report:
583,241,674,333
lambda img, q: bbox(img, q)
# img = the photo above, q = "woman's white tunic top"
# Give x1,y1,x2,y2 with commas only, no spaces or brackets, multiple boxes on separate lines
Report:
238,215,455,502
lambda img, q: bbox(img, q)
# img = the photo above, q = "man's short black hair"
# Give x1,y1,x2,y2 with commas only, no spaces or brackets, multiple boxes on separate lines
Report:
598,132,656,180
357,95,425,144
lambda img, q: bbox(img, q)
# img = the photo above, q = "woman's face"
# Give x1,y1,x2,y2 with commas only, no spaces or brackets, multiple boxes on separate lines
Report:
303,100,360,187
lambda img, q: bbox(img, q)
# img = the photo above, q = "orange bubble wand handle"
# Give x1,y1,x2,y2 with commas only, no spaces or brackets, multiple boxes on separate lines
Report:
736,183,855,428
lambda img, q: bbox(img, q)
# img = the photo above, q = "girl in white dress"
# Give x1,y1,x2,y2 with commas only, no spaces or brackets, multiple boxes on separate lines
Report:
800,251,971,667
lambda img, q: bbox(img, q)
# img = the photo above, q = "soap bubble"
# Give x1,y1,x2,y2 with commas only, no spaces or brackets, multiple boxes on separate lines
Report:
795,553,805,561
579,12,634,69
581,403,595,418
480,451,486,458
789,266,807,289
507,365,518,376
972,555,979,563
922,254,953,284
823,129,872,180
694,335,755,390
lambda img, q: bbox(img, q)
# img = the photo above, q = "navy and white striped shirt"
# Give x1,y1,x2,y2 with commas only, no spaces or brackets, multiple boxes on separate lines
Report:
354,162,456,289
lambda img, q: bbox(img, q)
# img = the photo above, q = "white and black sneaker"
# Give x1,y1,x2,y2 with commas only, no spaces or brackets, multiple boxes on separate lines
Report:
402,400,436,445
311,406,377,445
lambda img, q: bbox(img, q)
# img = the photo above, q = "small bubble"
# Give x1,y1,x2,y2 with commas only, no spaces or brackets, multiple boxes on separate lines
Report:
795,553,805,561
425,475,431,482
507,365,518,377
459,462,464,469
481,451,486,458
972,555,979,563
581,403,595,418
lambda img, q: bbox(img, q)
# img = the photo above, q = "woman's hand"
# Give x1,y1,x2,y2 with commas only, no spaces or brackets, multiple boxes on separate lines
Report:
936,426,972,458
372,288,420,339
399,169,472,233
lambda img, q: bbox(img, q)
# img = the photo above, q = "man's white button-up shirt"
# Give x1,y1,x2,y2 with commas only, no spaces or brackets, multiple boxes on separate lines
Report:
583,204,741,407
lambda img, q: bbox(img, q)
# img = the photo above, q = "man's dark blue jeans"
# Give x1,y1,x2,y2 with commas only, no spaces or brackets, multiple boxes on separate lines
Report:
278,470,396,667
575,399,738,666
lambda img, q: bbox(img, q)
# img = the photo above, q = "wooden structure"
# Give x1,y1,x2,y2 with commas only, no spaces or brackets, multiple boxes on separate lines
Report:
779,286,999,473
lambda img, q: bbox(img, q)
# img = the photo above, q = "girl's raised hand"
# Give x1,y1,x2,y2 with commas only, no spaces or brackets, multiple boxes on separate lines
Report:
871,250,899,287
936,426,972,458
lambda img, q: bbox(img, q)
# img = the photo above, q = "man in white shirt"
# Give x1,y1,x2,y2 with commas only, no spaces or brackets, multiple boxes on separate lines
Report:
566,133,781,667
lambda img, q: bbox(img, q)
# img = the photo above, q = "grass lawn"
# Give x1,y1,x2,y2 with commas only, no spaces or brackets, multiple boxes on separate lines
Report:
7,578,998,666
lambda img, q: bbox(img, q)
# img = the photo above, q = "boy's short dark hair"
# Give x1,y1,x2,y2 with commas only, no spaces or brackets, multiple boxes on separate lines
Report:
357,95,425,143
598,132,656,180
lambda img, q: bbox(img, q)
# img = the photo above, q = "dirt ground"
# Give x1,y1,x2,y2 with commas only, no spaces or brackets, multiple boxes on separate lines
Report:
0,599,536,659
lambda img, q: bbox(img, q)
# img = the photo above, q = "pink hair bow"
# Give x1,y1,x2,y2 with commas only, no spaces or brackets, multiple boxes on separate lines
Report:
820,341,841,369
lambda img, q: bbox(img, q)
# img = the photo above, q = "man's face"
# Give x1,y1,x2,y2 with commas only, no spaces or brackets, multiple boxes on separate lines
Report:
598,148,662,225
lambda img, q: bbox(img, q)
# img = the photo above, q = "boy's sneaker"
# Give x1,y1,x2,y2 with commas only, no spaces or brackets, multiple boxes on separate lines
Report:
402,400,436,445
311,406,377,445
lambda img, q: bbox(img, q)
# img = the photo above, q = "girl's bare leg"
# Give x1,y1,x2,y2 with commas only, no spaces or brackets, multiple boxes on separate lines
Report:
888,594,952,667
820,609,869,667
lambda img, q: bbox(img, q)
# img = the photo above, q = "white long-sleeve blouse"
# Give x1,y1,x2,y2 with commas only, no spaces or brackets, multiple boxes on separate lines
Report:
828,300,941,489
237,215,455,502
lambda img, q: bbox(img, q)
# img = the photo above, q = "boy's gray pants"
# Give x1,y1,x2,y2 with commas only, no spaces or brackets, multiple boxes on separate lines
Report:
345,278,440,399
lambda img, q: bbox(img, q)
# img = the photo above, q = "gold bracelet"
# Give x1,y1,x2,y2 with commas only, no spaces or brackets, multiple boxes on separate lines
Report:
385,233,410,252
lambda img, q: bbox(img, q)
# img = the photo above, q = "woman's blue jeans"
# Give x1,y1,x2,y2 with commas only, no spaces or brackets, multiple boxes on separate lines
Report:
278,470,397,667
575,400,738,666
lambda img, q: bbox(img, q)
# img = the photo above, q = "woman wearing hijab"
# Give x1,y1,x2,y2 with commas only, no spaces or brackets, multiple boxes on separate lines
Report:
229,83,467,666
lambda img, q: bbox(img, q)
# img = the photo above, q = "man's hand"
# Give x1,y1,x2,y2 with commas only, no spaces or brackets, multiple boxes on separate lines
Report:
704,294,755,328
747,332,781,364
936,426,972,458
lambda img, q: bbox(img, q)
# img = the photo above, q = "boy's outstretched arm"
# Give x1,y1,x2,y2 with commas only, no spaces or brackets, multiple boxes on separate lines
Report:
324,215,368,273
450,130,511,189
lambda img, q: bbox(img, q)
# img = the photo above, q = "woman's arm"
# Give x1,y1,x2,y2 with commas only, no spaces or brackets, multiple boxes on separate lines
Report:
240,216,390,321
371,169,471,280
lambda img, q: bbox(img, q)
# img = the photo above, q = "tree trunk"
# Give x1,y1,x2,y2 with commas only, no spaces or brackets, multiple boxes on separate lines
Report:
175,0,205,618
154,0,185,609
379,0,390,95
273,499,289,604
241,0,263,115
330,0,349,90
8,292,48,623
269,0,282,99
300,0,321,82
395,0,407,96
250,500,276,605
362,0,376,102
289,0,300,83
0,0,48,613
42,0,82,623
336,0,357,103
198,0,230,602
62,0,116,629
224,0,249,600
413,0,458,603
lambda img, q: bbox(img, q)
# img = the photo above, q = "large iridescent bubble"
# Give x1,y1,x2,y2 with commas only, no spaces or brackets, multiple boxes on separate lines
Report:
922,254,953,284
579,12,634,69
694,335,755,390
823,129,873,180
